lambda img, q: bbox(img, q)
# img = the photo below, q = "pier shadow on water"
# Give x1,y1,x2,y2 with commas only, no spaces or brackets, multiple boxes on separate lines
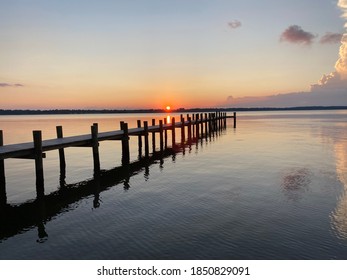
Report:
0,129,224,243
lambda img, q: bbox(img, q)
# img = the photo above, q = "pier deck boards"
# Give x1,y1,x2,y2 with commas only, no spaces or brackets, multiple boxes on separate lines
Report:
0,112,236,197
0,116,234,160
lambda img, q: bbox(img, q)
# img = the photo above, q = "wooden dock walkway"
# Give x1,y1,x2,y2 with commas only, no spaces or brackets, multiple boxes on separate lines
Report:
0,112,236,199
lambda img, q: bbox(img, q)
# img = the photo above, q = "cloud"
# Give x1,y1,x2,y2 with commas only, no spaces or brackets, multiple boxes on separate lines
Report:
223,2,347,108
0,83,24,87
280,25,317,45
225,89,347,108
338,0,347,9
320,32,343,44
228,20,242,29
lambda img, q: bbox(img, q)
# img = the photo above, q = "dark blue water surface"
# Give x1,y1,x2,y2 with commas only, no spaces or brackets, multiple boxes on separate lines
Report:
1,111,347,259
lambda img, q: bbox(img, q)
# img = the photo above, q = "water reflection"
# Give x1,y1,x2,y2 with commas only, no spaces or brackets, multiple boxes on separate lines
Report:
315,119,347,240
0,129,221,242
331,141,347,239
281,168,312,201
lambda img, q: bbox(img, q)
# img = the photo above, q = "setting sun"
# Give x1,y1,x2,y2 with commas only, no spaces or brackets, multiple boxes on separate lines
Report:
166,106,171,111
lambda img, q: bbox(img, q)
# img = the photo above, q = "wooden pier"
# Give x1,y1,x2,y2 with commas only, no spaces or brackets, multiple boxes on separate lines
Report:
0,112,236,199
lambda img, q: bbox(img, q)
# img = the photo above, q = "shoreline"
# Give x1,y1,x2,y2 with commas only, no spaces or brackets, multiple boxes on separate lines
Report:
1,106,347,115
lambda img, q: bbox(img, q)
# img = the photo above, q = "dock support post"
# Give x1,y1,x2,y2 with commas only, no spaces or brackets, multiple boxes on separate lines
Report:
200,113,203,136
208,113,212,135
219,112,222,132
164,118,168,149
91,123,101,173
187,116,192,143
33,130,44,198
196,114,200,140
181,117,185,144
144,121,149,158
121,122,130,165
56,126,66,175
233,112,237,128
224,112,227,128
192,114,195,139
0,130,6,206
137,120,142,157
172,117,176,148
205,113,208,137
152,119,156,153
159,120,164,152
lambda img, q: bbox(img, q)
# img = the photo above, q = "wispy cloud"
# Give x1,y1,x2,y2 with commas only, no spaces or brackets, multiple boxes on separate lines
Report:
0,83,24,87
280,25,317,45
228,20,242,29
320,32,343,44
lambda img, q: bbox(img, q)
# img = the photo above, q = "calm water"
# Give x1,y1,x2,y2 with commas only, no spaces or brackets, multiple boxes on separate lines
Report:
0,110,347,259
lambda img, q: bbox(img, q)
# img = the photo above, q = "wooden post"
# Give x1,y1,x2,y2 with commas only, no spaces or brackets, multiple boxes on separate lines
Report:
0,130,5,186
208,113,212,134
181,117,185,144
56,126,66,174
199,113,203,136
121,122,130,165
233,112,237,128
137,120,142,156
205,113,208,137
192,114,195,139
91,123,101,173
187,116,192,143
164,118,168,149
219,112,222,131
0,130,6,206
224,112,227,128
152,119,156,153
214,113,218,131
33,130,44,197
144,121,149,158
159,120,164,152
171,117,176,148
196,114,200,140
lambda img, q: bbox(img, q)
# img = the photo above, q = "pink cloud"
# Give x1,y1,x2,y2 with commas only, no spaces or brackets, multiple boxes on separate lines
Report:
280,25,317,45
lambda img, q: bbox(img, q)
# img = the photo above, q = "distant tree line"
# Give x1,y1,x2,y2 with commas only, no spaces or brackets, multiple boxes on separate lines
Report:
0,106,347,115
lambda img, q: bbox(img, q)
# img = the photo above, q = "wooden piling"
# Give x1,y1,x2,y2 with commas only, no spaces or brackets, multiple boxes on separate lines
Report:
181,117,185,144
192,114,195,138
56,126,66,174
121,122,130,164
208,113,212,134
233,112,237,128
199,113,203,136
171,117,176,148
159,120,164,152
152,119,156,152
0,130,6,205
91,123,101,173
205,113,208,137
137,120,142,156
196,114,200,140
144,121,149,158
0,131,5,185
187,116,192,143
33,130,44,197
164,118,168,149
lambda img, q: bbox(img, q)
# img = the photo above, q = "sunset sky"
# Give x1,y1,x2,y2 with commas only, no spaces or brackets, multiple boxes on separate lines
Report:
1,0,347,109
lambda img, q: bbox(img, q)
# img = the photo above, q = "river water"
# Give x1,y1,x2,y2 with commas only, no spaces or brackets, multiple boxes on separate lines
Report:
0,110,346,259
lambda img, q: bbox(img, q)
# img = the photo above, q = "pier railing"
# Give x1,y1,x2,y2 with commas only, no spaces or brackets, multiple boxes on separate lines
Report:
0,112,236,199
